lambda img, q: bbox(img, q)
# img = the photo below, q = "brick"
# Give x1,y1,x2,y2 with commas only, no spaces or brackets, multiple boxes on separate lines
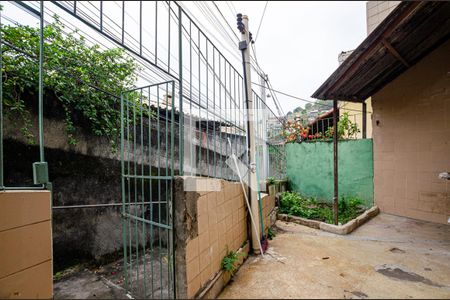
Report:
226,231,233,249
200,264,212,287
186,256,200,283
198,214,208,234
197,195,208,217
198,231,210,253
225,214,233,231
238,207,245,222
0,191,51,232
186,237,199,263
216,190,225,206
187,275,201,299
225,200,233,217
208,209,218,227
216,204,226,222
209,223,218,243
238,195,245,208
217,219,226,237
0,221,52,279
210,241,220,273
199,248,211,272
232,211,239,226
0,260,52,299
207,193,217,212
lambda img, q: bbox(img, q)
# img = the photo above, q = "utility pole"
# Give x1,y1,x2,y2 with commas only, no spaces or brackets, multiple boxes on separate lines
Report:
237,14,262,254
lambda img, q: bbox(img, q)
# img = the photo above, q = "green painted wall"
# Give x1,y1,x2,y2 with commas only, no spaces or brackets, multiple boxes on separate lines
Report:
286,139,374,206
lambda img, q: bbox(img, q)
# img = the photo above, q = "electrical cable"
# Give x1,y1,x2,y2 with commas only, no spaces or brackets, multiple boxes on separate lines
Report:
254,1,268,42
250,81,371,114
212,1,239,42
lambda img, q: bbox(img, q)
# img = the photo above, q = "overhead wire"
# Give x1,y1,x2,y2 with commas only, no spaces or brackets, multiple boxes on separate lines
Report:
250,81,370,114
225,1,237,19
254,1,268,42
211,1,239,42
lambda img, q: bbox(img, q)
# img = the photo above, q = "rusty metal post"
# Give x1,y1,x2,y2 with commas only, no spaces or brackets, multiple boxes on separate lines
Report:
333,99,339,225
362,101,367,139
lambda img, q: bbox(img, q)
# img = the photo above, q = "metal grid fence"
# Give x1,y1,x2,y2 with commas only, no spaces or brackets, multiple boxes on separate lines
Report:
0,1,285,298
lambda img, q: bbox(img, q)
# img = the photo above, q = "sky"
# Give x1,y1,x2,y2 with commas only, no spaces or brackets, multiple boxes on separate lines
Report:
198,1,368,114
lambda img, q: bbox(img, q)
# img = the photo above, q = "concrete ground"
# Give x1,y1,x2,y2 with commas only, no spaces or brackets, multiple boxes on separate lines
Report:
219,213,450,299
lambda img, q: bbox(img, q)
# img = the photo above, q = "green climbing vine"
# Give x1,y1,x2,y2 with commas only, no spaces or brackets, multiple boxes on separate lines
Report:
1,15,146,147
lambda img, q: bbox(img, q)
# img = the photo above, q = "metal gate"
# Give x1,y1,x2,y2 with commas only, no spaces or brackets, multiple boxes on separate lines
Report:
121,81,175,299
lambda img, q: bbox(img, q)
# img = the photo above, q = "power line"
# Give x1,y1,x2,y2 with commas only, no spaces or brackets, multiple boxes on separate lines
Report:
255,1,268,42
212,1,239,41
250,81,370,114
225,1,237,19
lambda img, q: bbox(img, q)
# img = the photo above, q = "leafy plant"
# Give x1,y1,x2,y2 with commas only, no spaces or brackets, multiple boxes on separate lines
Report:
323,112,360,140
1,15,146,147
221,249,240,274
266,177,276,185
279,191,365,224
267,227,275,240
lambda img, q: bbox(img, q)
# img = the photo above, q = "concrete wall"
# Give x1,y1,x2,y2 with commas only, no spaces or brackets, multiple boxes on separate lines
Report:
372,39,450,224
173,177,248,299
0,191,53,298
4,109,245,270
366,1,400,34
261,193,277,237
286,140,374,206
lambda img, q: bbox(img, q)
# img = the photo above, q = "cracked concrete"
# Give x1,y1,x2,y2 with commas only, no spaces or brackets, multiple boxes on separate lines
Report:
218,213,450,299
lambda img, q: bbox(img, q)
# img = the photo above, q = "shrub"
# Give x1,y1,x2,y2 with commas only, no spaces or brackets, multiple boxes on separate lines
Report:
280,191,365,224
1,16,142,147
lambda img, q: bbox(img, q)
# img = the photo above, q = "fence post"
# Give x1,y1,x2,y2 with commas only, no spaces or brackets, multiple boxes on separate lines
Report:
333,99,339,225
178,5,184,175
0,6,3,189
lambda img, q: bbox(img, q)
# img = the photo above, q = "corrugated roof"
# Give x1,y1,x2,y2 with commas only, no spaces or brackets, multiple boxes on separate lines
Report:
312,2,450,102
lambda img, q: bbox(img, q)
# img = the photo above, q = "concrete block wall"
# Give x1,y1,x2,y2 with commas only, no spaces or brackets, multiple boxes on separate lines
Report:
173,177,247,299
261,194,276,236
372,39,450,224
0,191,53,298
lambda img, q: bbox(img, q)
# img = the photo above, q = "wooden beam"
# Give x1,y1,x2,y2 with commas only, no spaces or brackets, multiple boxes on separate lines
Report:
320,1,422,99
382,39,410,67
362,101,367,138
